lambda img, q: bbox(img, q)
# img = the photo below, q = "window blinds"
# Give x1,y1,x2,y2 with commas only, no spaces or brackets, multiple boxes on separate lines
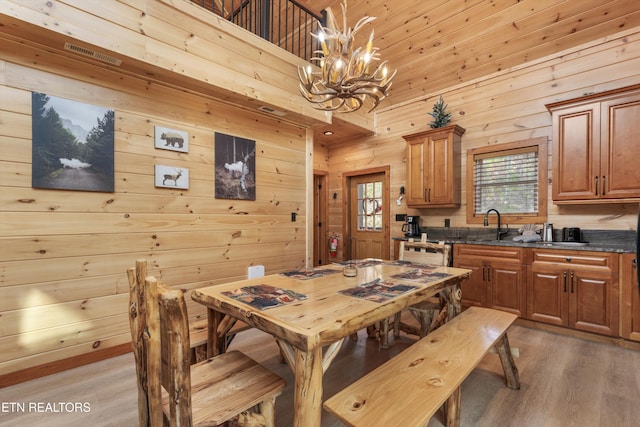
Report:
473,147,539,215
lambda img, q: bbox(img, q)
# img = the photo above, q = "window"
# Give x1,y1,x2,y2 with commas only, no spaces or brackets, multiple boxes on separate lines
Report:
466,137,547,224
357,180,383,231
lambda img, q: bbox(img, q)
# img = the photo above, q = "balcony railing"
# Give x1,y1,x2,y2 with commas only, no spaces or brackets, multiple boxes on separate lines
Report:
190,0,325,62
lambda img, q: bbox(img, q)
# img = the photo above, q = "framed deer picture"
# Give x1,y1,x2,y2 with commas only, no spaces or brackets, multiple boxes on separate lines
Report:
154,126,188,153
214,132,256,200
154,165,189,189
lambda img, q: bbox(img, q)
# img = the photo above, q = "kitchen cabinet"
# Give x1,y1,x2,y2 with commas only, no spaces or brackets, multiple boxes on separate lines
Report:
546,85,640,203
403,125,465,208
620,253,640,342
453,244,526,317
527,249,619,336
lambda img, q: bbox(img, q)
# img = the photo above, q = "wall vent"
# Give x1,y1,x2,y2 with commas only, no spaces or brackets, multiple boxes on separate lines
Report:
258,105,287,117
64,42,122,66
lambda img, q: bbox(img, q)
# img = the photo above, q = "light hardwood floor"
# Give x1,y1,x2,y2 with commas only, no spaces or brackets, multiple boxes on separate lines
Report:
1,324,639,427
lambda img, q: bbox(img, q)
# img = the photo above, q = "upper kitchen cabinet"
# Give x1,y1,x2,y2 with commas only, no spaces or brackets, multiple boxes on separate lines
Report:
403,125,465,208
546,85,640,203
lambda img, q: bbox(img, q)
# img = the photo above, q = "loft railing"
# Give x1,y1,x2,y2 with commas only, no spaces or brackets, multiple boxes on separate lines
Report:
190,0,325,62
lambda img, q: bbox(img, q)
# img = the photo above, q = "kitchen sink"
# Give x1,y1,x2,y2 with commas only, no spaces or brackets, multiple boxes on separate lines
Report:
543,241,589,247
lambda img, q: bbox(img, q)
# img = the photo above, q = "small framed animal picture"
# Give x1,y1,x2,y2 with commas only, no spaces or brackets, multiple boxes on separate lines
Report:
154,126,189,153
154,165,189,189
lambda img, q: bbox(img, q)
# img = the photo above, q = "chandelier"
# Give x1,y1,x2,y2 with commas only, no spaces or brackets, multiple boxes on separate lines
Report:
297,0,397,113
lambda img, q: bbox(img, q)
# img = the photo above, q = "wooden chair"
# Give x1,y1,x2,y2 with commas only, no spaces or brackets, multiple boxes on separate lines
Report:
128,265,286,426
391,240,452,339
127,259,251,363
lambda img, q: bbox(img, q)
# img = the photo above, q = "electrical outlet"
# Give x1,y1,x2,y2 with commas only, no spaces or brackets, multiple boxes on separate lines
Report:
444,218,450,228
396,214,407,222
291,212,297,222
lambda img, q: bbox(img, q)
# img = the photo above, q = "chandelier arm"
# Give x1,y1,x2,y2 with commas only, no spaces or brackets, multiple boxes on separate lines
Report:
301,86,341,98
341,1,347,33
351,16,376,35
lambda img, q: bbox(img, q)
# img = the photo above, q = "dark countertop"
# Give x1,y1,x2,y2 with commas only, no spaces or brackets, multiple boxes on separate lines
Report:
434,238,633,253
394,228,636,254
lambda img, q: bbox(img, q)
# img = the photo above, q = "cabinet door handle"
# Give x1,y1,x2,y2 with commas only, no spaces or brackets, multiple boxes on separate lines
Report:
602,176,605,196
563,271,567,293
427,188,431,202
570,272,575,293
487,265,491,282
482,265,486,281
595,176,598,196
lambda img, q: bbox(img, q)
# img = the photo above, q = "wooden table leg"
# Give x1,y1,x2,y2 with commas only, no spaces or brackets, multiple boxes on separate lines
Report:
293,346,323,427
216,314,238,353
206,308,223,357
277,338,345,375
440,283,462,321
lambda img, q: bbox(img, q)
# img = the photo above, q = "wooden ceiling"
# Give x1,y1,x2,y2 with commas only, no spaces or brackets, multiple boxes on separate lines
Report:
300,0,640,144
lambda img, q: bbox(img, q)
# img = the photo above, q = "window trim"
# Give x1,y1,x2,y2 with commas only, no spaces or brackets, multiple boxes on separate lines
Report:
466,137,548,225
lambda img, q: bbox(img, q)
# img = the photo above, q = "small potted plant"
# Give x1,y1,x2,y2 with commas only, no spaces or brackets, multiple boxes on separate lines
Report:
428,95,452,128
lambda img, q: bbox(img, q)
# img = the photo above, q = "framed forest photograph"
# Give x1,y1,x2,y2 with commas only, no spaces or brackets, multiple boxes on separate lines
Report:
31,92,114,192
214,132,256,200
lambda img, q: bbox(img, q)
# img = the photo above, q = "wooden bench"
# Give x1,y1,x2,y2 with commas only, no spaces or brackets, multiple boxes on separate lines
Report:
323,307,520,427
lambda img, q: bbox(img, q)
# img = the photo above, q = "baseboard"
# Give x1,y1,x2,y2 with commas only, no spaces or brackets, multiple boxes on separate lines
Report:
0,343,132,388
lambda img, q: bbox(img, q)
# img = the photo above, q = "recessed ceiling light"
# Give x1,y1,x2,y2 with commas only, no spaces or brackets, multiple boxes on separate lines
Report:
323,130,334,135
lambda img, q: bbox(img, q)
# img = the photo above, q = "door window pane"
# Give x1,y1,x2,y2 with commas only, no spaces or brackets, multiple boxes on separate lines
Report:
357,180,382,231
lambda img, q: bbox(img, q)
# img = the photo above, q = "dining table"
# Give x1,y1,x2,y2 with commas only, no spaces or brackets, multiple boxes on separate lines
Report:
191,259,471,427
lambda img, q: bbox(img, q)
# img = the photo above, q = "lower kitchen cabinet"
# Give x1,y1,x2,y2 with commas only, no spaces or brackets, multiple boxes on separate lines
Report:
620,253,640,341
453,244,526,317
527,249,619,336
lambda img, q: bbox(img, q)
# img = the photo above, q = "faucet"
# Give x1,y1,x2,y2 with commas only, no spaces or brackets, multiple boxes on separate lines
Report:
484,209,508,240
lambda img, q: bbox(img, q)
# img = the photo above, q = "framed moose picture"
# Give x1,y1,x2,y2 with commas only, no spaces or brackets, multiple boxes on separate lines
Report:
214,132,256,200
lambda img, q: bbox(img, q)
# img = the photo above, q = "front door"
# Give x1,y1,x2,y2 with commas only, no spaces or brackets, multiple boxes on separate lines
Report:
347,171,389,260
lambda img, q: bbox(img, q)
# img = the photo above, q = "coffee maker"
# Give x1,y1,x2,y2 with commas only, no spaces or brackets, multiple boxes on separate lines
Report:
402,215,421,237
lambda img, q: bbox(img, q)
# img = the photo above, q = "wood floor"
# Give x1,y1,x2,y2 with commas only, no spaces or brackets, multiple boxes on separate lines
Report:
1,324,639,427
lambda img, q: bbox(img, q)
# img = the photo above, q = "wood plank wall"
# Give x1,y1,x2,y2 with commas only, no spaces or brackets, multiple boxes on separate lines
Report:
0,57,308,379
1,0,639,382
328,27,640,260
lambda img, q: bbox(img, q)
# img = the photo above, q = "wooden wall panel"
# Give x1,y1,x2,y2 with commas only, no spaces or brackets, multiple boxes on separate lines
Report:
328,27,640,257
0,49,308,376
0,334,132,378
